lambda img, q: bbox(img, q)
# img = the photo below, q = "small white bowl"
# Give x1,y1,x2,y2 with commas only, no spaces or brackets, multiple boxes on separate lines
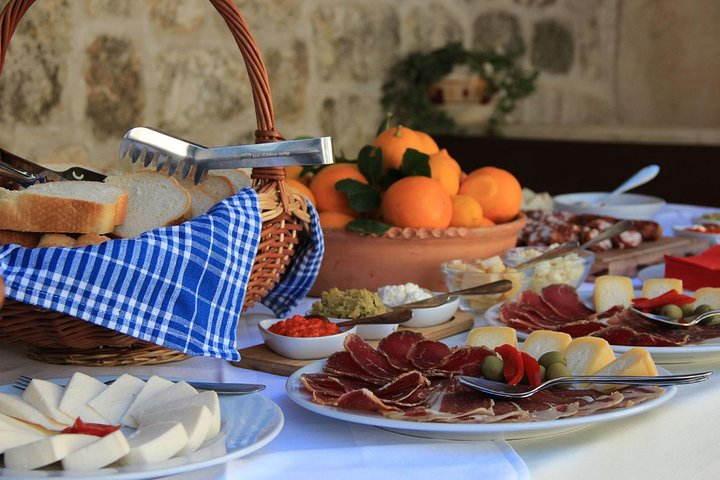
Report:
553,192,665,220
402,297,460,328
353,323,399,341
672,225,720,245
258,318,356,360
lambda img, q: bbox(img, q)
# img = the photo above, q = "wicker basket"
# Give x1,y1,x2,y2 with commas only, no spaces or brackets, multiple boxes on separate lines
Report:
0,0,313,366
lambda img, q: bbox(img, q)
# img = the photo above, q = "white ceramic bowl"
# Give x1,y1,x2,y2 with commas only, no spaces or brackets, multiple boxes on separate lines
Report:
553,192,665,220
258,318,356,360
353,323,399,341
671,225,720,245
402,296,460,328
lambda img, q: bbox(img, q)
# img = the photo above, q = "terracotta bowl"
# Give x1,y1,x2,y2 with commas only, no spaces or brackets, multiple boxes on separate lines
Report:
309,213,527,295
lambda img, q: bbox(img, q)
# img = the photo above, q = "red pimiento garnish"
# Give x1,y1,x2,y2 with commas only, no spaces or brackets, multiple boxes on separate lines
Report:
62,417,120,437
494,344,524,385
520,352,543,387
631,290,696,310
267,314,341,338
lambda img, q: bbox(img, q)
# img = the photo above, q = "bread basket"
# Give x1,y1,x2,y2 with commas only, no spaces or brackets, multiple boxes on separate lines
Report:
0,0,313,366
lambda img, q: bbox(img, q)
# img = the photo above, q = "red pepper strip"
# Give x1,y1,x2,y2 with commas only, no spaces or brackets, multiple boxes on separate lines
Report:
62,417,120,437
631,290,696,309
520,352,543,387
494,344,524,385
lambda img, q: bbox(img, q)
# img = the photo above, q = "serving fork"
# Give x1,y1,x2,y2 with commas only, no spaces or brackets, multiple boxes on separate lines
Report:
630,308,720,327
119,127,334,184
457,371,711,399
12,375,265,396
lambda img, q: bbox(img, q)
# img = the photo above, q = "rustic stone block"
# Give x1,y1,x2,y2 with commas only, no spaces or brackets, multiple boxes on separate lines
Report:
265,41,309,122
155,48,249,134
472,11,525,54
312,3,400,82
147,0,207,33
531,19,574,73
85,35,144,140
82,0,133,17
319,93,379,155
403,2,464,51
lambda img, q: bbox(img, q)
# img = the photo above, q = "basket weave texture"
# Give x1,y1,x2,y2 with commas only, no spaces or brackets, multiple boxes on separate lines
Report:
0,0,312,366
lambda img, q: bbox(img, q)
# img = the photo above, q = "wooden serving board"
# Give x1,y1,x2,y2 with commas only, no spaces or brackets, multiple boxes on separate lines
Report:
231,311,474,376
589,236,711,279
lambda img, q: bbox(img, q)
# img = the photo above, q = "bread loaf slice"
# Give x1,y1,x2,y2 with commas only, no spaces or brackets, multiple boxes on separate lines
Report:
0,182,128,234
210,169,251,193
37,234,76,248
593,275,635,313
105,172,191,238
0,230,41,248
200,175,234,202
177,179,216,218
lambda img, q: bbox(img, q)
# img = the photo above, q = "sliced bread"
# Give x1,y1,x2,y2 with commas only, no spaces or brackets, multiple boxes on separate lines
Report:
593,275,635,313
0,182,128,234
37,234,76,248
105,172,191,238
178,179,216,218
210,169,252,193
0,230,41,248
200,175,234,202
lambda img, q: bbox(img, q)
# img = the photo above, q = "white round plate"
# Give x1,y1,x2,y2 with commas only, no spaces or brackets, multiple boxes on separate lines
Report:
671,225,720,245
637,264,665,282
0,377,283,479
286,361,676,441
482,302,720,364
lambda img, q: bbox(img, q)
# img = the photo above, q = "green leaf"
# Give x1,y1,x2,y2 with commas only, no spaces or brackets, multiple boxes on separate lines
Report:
382,168,404,189
335,179,380,213
346,219,393,235
400,148,431,177
357,145,383,186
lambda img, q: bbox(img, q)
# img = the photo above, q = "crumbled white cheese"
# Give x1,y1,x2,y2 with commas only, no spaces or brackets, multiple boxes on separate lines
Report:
504,245,588,291
377,283,432,307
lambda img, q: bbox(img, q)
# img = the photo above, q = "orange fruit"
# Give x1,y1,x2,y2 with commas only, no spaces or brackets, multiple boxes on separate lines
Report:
429,149,461,196
450,194,484,228
285,165,303,180
381,176,452,229
373,125,426,172
414,130,440,155
286,179,316,206
309,164,368,216
318,211,354,229
478,217,496,228
459,166,522,224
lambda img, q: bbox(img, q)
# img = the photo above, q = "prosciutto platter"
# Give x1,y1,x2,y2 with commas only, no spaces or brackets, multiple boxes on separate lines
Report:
294,332,663,426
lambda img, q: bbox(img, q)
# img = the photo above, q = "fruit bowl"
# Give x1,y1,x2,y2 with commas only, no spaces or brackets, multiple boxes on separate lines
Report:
309,213,527,295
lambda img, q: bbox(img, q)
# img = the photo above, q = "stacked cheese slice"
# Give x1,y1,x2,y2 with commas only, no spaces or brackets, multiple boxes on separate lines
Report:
0,373,222,471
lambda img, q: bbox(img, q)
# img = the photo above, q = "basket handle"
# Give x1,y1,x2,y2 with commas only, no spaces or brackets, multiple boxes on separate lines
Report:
0,0,282,145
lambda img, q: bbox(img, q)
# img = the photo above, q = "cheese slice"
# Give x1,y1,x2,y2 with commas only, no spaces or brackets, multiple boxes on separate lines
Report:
0,412,52,436
564,337,616,376
0,430,46,454
593,275,635,313
690,287,720,309
129,381,198,424
21,379,74,425
121,375,174,428
0,392,63,430
466,326,518,350
138,404,212,455
4,434,97,470
641,278,683,299
589,347,658,393
520,330,573,360
119,422,189,466
87,374,145,425
61,429,130,471
135,391,220,440
58,372,108,421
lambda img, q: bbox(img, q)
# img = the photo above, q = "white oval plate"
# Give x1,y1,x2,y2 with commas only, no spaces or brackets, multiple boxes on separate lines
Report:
286,360,675,441
637,264,665,282
0,377,283,479
482,303,720,364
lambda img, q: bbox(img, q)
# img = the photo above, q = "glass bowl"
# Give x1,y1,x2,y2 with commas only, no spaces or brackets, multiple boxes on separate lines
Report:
440,259,534,313
503,246,595,292
258,318,357,360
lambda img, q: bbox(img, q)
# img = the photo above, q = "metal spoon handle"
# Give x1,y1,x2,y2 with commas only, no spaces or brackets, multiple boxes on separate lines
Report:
580,219,634,250
334,309,413,328
594,164,660,205
396,280,513,309
513,240,580,269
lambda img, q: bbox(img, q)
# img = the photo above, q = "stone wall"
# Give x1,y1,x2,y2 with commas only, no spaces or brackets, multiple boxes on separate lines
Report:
0,0,717,172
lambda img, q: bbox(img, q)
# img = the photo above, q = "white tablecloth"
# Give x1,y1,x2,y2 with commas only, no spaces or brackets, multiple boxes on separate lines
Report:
2,203,719,479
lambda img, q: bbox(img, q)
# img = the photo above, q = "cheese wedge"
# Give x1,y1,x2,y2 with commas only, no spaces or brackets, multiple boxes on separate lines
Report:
61,429,130,471
690,287,720,310
121,375,174,428
520,330,573,360
564,337,616,376
87,374,145,425
0,412,52,435
135,391,220,440
21,379,74,425
58,372,108,421
641,278,683,299
129,381,198,424
120,422,189,466
466,326,518,350
589,347,658,393
138,405,212,455
593,275,635,313
4,434,97,470
0,392,63,431
0,430,46,454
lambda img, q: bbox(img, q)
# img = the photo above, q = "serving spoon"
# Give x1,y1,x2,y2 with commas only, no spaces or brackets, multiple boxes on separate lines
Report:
630,307,720,327
395,279,513,309
588,164,660,206
306,309,413,328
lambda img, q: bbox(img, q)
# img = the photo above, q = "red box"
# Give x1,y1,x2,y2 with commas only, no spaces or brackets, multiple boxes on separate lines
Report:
665,246,720,291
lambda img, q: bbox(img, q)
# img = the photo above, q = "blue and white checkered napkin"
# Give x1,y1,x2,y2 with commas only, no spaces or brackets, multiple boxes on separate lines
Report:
0,188,324,361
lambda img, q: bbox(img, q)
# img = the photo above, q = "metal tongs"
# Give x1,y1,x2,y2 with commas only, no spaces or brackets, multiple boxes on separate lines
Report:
0,146,106,187
120,127,334,184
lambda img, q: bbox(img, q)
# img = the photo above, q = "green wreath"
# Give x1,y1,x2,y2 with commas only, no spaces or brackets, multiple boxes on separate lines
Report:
381,42,538,135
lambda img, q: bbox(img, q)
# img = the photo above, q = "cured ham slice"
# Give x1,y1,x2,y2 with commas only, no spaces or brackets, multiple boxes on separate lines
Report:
336,389,400,413
407,340,451,370
377,330,425,371
325,352,386,385
517,290,571,322
344,334,405,380
540,284,594,320
436,346,494,377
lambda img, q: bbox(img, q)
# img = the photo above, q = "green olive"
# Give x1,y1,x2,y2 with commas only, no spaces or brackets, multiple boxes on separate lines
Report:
481,355,504,382
681,303,696,317
538,351,566,368
539,365,547,382
660,304,683,319
693,304,720,324
545,363,571,381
